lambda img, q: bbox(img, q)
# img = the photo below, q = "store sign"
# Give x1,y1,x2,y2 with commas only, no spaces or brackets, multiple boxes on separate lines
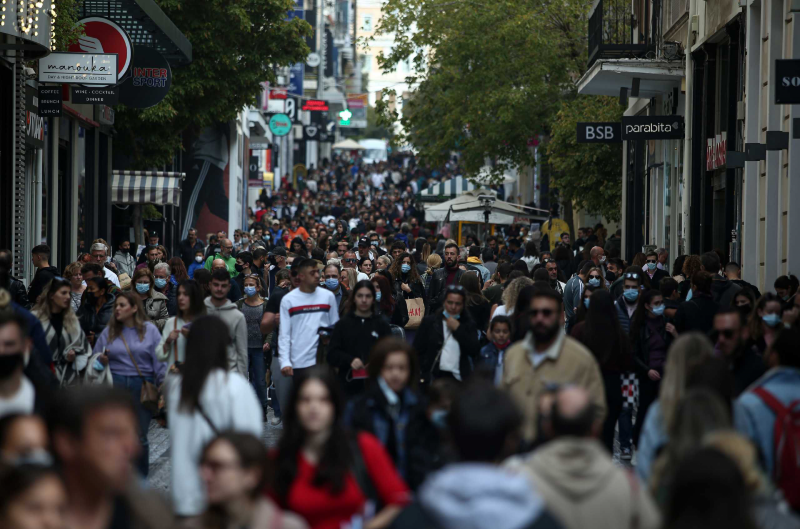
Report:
303,124,320,141
302,99,329,111
576,122,622,143
269,113,292,136
775,60,800,104
119,46,172,108
621,116,684,140
38,86,62,117
72,86,119,105
69,17,133,81
38,52,118,85
25,87,45,149
706,132,727,170
250,136,270,150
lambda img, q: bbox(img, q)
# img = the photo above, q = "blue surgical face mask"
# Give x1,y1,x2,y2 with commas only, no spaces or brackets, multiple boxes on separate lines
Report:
584,298,590,309
154,278,168,289
376,291,382,302
135,283,150,294
647,262,657,271
443,310,460,320
244,286,257,297
401,264,411,273
651,304,665,316
686,288,693,302
430,409,448,429
762,313,782,328
324,278,339,289
371,240,379,247
588,277,601,287
623,289,639,302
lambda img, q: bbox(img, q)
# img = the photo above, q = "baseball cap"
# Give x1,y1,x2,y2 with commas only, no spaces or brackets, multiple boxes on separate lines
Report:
358,237,370,247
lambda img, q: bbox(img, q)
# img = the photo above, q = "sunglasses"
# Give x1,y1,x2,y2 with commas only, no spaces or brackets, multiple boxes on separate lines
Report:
344,259,357,263
717,329,736,339
529,308,555,317
446,285,466,293
589,275,602,280
624,272,640,279
646,259,657,264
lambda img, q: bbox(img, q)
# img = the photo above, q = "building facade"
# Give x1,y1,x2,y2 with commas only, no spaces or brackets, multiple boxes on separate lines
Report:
579,0,799,291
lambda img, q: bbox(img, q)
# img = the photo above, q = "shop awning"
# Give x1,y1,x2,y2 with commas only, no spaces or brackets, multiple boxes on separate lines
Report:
577,59,684,97
112,171,184,206
420,176,476,199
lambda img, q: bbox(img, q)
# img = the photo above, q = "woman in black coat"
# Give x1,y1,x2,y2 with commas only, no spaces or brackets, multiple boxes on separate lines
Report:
412,285,480,385
327,280,392,396
76,277,116,347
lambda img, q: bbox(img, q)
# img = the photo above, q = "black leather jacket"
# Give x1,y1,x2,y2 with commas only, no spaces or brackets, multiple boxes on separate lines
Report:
428,267,465,313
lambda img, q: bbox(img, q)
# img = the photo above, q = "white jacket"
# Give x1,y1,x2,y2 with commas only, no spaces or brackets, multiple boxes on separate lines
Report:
167,369,262,516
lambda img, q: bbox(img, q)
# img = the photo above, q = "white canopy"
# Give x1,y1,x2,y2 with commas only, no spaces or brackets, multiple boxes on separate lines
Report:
424,189,547,224
332,139,365,150
420,170,516,199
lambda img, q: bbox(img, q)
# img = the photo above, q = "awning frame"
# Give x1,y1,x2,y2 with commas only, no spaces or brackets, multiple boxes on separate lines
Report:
112,170,184,206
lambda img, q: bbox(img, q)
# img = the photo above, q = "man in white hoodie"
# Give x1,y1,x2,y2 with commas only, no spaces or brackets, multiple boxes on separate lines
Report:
204,268,248,377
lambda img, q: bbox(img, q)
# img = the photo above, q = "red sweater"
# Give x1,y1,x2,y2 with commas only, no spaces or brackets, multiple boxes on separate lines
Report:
275,432,410,529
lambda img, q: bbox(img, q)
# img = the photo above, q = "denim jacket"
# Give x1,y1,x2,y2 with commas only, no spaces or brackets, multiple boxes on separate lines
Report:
736,367,800,476
478,342,509,385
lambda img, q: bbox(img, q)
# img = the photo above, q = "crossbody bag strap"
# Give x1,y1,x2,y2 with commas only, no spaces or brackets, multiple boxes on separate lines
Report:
173,318,179,365
196,401,220,435
119,333,146,380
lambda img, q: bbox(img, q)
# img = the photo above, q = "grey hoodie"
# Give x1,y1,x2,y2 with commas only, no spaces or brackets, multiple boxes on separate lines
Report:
204,297,248,377
419,463,546,529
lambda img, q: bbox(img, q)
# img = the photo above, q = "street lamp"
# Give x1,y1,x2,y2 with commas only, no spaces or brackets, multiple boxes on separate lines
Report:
478,194,496,235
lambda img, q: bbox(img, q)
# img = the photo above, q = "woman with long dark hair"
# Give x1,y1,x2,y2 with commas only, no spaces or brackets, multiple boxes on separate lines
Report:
328,281,392,396
167,315,262,520
291,237,309,258
459,272,490,333
570,289,632,452
76,276,115,346
372,274,407,327
630,289,677,445
200,433,307,529
747,293,784,355
157,279,206,375
271,368,410,529
32,277,93,386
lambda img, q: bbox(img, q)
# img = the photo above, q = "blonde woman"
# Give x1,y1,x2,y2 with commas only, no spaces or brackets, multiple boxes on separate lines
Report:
421,253,442,296
93,291,166,477
341,267,358,291
32,277,92,386
63,262,85,313
635,332,714,482
490,276,534,320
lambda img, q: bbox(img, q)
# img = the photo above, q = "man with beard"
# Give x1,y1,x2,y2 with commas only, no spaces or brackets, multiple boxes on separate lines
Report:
501,287,606,444
428,243,465,312
544,259,565,295
714,308,765,396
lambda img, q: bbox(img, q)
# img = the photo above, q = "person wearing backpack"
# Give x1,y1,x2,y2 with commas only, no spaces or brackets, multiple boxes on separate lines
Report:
737,328,800,511
270,367,410,529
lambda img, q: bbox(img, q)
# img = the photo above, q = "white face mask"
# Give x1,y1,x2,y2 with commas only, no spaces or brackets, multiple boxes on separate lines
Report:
195,256,203,263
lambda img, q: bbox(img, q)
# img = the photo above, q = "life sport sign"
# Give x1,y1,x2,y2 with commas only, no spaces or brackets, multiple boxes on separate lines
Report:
621,116,684,140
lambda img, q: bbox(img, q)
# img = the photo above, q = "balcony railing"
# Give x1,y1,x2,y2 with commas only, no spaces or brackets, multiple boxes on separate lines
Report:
588,0,657,68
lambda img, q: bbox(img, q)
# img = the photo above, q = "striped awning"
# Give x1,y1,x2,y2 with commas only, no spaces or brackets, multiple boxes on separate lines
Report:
420,176,476,197
112,171,184,206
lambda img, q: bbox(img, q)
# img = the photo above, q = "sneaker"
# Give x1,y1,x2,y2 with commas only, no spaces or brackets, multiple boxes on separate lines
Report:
271,415,282,426
621,448,632,460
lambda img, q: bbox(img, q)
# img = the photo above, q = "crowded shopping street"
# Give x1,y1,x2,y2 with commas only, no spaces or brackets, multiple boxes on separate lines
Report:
2,0,800,527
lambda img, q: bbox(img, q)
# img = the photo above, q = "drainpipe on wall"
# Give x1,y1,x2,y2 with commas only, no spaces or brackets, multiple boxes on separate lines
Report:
681,0,696,255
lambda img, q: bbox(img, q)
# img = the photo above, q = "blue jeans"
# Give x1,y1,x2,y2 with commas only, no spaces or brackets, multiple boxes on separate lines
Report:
248,347,268,412
112,374,154,477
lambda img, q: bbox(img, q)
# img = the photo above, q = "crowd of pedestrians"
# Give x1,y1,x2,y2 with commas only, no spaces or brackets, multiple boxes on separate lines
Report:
0,152,799,529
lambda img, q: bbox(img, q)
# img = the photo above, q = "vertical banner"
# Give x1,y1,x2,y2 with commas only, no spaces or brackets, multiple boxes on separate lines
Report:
181,124,231,240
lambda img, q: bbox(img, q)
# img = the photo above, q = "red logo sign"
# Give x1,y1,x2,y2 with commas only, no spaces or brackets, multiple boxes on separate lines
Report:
269,88,288,99
302,99,329,111
69,17,133,82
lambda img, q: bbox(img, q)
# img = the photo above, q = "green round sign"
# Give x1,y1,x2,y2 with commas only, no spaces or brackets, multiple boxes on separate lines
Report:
269,113,292,136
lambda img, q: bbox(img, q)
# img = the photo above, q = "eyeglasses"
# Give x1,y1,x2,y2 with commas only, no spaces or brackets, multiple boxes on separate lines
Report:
529,308,555,317
624,272,640,279
588,275,602,280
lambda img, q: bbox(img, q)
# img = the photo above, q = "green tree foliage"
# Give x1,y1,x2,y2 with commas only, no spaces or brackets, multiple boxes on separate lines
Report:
52,0,84,50
112,0,311,168
546,96,623,222
371,0,589,178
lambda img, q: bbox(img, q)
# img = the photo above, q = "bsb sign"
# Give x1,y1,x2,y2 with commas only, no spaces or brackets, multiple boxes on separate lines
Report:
775,60,800,104
576,122,622,143
621,116,684,140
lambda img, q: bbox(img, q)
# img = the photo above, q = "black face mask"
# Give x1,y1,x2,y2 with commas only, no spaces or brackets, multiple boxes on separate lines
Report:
0,353,24,381
235,263,244,273
606,270,616,282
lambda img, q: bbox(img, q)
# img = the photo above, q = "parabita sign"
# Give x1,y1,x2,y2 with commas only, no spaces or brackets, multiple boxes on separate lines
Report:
621,115,684,140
